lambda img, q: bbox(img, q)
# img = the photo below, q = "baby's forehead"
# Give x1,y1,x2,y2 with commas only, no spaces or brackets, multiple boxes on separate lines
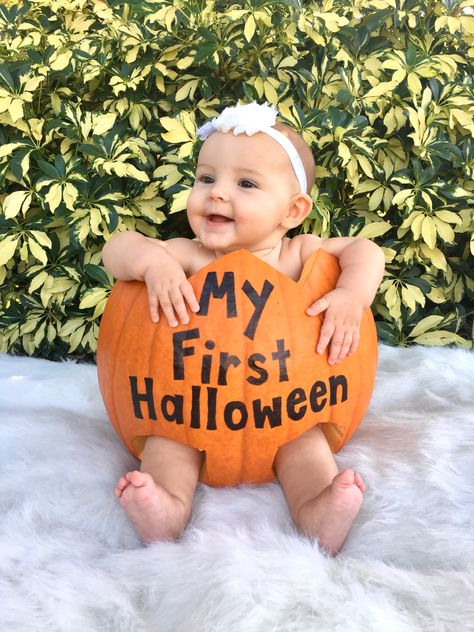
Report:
198,130,291,166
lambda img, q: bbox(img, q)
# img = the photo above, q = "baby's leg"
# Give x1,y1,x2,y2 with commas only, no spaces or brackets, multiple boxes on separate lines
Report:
115,436,202,543
274,425,365,555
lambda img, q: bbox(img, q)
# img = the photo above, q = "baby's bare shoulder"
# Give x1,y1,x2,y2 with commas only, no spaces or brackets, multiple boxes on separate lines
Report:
283,234,325,263
277,235,324,280
166,238,215,275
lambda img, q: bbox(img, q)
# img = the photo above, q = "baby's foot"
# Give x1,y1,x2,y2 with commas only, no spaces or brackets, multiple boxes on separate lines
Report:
298,469,365,555
115,471,188,543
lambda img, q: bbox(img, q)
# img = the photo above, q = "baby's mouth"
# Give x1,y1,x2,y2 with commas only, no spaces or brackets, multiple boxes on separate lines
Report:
208,214,233,223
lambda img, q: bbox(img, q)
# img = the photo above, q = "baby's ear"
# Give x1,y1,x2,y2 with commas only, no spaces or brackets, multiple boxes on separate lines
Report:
281,193,313,229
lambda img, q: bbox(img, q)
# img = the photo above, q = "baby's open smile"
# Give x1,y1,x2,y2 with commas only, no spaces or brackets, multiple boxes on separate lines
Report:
207,214,233,224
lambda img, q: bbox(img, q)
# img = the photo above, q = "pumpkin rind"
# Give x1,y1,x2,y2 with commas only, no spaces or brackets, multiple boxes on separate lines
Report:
97,249,378,487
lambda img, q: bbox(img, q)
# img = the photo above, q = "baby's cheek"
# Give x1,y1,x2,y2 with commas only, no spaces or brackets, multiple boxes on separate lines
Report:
186,194,201,226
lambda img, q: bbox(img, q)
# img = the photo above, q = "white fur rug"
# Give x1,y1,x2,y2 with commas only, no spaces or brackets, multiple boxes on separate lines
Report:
0,345,473,632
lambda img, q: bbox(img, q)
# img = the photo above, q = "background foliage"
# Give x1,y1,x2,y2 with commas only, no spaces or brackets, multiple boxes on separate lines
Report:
0,0,473,360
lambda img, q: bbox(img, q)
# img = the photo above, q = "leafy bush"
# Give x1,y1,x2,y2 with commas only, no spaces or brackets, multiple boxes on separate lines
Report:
0,0,473,360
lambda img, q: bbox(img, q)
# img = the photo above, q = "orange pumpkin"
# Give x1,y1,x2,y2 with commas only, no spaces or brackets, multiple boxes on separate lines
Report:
97,249,378,487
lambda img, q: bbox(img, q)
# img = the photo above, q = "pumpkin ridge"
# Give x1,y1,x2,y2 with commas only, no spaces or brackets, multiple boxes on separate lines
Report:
115,282,147,452
297,248,328,286
98,281,144,451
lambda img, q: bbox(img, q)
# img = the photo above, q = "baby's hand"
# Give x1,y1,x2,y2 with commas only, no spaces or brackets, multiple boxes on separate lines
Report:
143,258,200,327
306,288,363,365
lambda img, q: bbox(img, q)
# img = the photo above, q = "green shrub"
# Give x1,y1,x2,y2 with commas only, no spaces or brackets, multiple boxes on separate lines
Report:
0,0,473,360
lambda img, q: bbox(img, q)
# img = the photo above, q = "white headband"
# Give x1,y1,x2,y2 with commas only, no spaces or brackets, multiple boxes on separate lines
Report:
196,103,308,194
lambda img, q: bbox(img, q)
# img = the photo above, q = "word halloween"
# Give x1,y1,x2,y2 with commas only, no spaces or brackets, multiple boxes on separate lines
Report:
128,270,349,431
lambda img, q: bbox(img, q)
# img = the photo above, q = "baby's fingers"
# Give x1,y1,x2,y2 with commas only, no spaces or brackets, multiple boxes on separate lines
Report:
167,286,194,325
306,296,330,317
179,280,200,315
348,329,360,356
148,294,160,323
157,295,179,327
331,329,360,364
316,318,335,356
170,281,200,325
329,333,351,365
148,284,198,327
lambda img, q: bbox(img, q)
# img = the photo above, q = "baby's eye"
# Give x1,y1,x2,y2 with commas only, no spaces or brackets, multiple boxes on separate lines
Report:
198,175,214,184
238,179,257,189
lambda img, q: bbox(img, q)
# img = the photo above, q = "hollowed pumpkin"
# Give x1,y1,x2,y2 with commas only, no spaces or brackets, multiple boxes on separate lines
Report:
97,249,378,487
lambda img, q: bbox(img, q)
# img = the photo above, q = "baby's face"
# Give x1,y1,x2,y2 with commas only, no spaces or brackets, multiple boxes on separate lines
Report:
187,131,301,255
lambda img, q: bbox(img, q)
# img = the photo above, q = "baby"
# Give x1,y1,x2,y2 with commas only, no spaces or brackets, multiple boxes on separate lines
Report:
102,103,385,554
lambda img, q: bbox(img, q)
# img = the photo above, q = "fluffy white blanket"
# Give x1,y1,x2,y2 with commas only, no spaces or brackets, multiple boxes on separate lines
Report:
0,345,473,632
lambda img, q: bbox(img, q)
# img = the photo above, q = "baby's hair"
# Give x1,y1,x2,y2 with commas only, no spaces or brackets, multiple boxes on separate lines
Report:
273,121,315,195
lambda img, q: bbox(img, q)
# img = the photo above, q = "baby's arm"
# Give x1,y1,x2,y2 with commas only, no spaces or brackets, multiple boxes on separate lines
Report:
102,231,200,326
298,235,385,364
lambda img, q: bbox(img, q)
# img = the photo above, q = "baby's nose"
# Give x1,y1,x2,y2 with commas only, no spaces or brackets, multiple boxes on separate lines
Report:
209,181,229,201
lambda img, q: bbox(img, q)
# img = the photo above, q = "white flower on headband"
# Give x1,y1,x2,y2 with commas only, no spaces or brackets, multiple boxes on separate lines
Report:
196,102,277,139
222,102,277,135
195,102,308,194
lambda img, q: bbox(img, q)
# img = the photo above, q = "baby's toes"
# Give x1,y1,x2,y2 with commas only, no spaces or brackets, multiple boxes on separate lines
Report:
115,476,131,497
125,470,153,488
354,471,366,492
